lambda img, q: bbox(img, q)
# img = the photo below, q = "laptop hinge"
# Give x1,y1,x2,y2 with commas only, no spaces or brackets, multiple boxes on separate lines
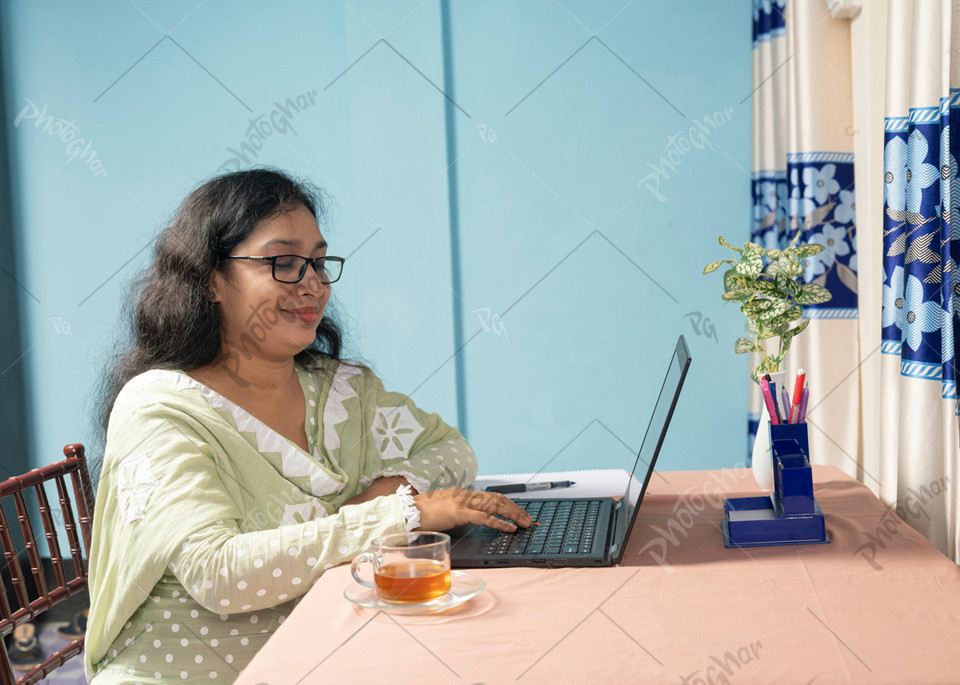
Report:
608,499,624,558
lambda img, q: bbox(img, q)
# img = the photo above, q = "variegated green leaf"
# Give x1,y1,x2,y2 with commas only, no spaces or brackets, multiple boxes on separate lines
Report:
703,260,730,275
724,268,748,293
755,298,788,322
722,289,753,302
719,236,741,251
765,304,802,327
779,334,794,355
766,248,783,259
769,256,805,278
734,336,758,354
752,279,784,298
789,258,806,278
781,321,805,344
744,241,765,254
757,357,780,375
747,298,781,315
791,243,826,259
794,283,832,304
759,323,787,339
734,251,763,278
775,273,801,297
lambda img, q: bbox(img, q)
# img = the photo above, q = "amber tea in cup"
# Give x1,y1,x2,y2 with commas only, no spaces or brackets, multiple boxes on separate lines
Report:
351,532,451,604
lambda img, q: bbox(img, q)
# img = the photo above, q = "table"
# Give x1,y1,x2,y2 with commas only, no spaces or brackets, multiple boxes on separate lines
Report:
235,466,960,684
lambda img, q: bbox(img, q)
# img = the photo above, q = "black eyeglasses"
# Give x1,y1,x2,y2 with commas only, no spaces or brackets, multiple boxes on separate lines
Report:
226,255,345,284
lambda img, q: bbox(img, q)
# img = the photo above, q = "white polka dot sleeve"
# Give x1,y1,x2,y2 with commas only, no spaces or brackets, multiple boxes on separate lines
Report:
357,367,479,493
168,494,407,614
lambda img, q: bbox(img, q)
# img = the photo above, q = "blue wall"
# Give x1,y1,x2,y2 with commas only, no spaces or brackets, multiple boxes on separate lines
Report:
1,1,750,477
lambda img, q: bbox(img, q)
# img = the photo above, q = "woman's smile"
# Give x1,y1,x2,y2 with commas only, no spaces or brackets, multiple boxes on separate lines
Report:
282,306,321,323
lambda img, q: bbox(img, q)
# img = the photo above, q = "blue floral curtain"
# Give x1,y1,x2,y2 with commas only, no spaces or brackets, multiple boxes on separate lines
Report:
882,104,958,397
880,0,959,562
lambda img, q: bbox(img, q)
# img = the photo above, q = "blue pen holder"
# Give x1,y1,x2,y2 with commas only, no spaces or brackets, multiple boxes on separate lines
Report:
722,422,829,547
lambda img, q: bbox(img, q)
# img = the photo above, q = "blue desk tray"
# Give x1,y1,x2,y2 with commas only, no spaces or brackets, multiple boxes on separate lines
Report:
723,423,830,548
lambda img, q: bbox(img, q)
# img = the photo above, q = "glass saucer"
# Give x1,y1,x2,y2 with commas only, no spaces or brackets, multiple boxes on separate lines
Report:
344,571,486,615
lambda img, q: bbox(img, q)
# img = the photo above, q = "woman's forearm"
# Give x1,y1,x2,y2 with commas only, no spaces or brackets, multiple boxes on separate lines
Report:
341,475,412,506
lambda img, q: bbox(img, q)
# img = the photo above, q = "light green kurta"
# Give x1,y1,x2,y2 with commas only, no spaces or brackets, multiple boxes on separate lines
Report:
85,358,477,683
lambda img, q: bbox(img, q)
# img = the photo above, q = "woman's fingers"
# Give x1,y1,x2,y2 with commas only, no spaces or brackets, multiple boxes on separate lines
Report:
466,508,519,533
463,492,531,530
486,493,533,527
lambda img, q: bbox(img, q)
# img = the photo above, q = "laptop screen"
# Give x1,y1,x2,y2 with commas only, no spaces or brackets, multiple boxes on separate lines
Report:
610,335,691,563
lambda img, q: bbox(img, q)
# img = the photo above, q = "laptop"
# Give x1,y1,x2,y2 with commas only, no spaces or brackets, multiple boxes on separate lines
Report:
450,335,692,568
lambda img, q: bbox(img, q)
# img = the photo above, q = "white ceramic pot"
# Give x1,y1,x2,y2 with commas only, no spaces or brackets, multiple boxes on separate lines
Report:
751,370,788,492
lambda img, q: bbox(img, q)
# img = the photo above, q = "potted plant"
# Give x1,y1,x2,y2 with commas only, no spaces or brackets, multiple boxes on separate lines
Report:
703,230,831,487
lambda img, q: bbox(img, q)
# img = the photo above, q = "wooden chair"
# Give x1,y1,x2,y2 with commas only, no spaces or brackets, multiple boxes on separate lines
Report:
0,444,94,685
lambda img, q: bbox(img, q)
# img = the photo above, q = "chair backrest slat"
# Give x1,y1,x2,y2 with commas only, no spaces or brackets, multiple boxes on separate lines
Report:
11,492,47,601
33,484,67,589
64,449,94,559
0,504,30,615
52,476,84,580
0,549,11,626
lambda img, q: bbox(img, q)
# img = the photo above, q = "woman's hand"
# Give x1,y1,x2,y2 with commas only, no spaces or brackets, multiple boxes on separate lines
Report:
412,488,533,533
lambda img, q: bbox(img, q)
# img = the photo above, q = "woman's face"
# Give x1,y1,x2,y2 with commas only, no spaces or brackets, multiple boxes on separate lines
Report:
210,203,332,364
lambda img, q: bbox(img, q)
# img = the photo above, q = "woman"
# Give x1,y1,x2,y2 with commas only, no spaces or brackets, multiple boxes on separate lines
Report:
86,169,531,683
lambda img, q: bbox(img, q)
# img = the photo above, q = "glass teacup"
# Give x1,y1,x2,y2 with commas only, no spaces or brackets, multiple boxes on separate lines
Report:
350,531,452,604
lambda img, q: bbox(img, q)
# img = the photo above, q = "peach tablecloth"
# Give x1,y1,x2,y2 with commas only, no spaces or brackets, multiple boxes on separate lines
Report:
235,466,960,684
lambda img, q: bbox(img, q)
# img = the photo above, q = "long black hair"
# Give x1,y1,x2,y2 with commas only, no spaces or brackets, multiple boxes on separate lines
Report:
96,168,345,453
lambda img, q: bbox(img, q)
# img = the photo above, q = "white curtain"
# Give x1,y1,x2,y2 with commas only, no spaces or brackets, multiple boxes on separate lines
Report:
880,0,960,562
750,1,861,483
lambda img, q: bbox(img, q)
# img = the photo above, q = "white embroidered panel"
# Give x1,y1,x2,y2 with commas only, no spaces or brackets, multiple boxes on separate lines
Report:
322,363,363,463
116,453,159,524
371,405,424,461
156,370,346,498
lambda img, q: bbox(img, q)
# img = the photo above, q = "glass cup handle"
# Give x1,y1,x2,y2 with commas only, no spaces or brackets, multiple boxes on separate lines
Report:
350,552,375,589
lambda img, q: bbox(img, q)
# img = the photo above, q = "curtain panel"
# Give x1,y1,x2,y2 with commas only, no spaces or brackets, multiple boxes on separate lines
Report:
881,0,960,562
749,0,861,483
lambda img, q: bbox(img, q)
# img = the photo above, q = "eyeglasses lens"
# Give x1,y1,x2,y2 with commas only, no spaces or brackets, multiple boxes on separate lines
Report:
271,256,341,284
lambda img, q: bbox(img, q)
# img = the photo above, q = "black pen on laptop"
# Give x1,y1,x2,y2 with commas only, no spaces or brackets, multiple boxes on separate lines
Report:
485,480,575,494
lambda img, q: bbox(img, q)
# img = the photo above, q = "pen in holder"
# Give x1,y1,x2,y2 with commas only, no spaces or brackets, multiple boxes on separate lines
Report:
723,421,829,547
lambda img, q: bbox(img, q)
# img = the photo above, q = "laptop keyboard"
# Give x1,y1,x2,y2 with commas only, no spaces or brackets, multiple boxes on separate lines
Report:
479,500,601,556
